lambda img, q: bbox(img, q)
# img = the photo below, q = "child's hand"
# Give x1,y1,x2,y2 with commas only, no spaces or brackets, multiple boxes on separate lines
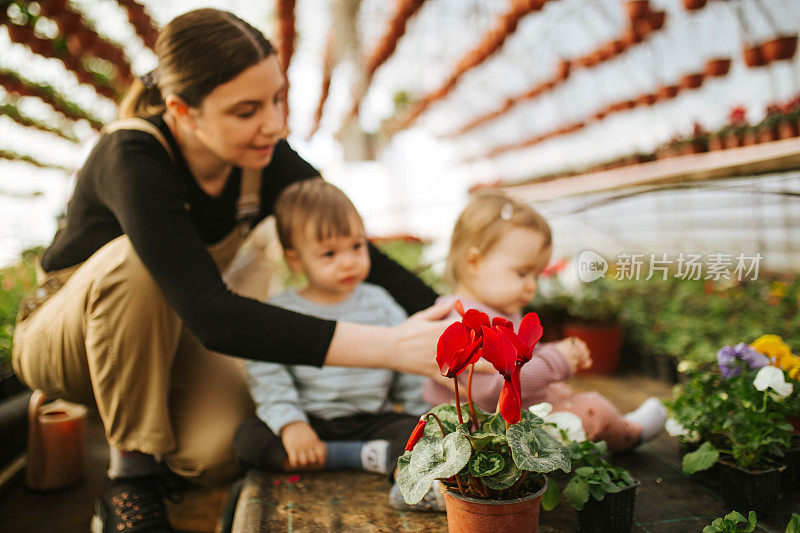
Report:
280,421,327,471
556,337,592,372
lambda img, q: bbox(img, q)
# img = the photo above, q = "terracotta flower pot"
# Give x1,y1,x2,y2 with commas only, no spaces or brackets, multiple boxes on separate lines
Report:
705,57,731,77
624,0,650,22
742,130,758,145
679,72,705,90
758,127,777,143
556,60,571,81
649,10,666,31
778,121,799,139
636,93,657,106
743,44,767,67
563,323,624,375
708,135,724,151
443,479,547,533
657,84,680,99
723,131,742,148
762,35,799,62
682,0,707,10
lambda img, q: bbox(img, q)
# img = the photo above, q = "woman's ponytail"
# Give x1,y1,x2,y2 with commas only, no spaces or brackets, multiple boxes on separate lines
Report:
118,78,166,119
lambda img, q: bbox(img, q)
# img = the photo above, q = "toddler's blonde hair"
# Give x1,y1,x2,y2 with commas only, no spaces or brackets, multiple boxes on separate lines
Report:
444,191,552,287
274,178,363,251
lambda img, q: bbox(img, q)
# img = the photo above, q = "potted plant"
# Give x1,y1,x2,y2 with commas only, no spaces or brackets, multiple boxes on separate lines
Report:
562,441,639,533
702,511,799,533
678,347,794,516
705,57,731,77
563,279,624,375
762,35,798,62
679,72,705,90
743,44,768,68
397,305,571,532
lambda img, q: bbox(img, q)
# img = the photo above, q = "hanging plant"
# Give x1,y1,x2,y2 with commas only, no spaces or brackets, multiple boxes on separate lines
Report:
624,1,650,23
705,57,731,77
742,44,768,67
682,0,707,11
679,72,705,90
761,35,798,62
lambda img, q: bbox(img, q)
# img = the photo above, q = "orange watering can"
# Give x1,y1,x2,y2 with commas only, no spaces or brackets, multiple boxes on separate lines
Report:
25,390,87,491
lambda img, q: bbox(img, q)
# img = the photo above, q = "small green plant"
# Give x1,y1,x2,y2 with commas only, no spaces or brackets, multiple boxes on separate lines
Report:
702,511,800,533
702,510,756,533
0,248,39,368
561,440,636,511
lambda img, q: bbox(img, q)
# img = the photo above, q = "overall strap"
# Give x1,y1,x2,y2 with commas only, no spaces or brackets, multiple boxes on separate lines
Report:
103,118,262,223
237,168,262,223
102,118,177,164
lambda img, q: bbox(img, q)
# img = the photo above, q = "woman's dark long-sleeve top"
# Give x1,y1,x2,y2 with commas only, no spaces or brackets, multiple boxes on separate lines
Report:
40,115,437,367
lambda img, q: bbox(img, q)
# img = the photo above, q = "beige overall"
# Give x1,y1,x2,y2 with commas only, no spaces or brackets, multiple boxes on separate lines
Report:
12,118,270,484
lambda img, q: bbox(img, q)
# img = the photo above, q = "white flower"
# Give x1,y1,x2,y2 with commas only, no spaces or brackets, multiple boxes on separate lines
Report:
547,411,587,443
665,418,700,442
753,366,793,399
530,402,587,443
529,402,553,419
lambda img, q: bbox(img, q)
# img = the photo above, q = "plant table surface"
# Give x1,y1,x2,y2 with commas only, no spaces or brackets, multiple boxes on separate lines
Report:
0,375,796,531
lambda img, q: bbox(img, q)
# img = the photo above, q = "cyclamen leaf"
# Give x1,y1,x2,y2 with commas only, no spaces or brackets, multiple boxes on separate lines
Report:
467,431,499,451
507,423,571,474
682,442,719,475
540,475,560,511
482,458,522,490
482,413,506,435
468,451,505,477
396,431,472,505
563,477,590,510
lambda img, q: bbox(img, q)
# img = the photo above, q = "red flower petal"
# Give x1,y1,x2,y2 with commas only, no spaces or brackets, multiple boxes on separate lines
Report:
437,321,470,377
405,417,428,451
481,326,516,377
454,299,466,318
518,313,543,351
462,308,490,335
492,316,514,329
498,378,521,425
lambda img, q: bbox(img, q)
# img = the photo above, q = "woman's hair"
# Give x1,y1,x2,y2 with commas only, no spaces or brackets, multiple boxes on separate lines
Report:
444,191,552,287
119,8,276,118
274,179,364,251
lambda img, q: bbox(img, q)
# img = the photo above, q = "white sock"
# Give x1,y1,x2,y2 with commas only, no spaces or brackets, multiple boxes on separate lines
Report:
108,448,157,479
624,397,667,442
360,439,390,475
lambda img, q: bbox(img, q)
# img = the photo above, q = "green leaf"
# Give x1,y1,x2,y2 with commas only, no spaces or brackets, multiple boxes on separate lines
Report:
482,413,506,435
785,512,799,533
745,510,756,532
540,475,560,511
589,484,606,502
563,477,590,510
467,431,499,451
507,423,571,473
396,431,472,504
482,457,522,490
468,451,505,477
682,442,719,475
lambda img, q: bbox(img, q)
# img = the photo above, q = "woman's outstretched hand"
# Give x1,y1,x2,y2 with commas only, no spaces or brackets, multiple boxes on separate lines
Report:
389,300,454,377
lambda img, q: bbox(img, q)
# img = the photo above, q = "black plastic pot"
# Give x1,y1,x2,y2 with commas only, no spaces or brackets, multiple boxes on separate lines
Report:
577,481,639,533
718,461,785,517
781,446,800,490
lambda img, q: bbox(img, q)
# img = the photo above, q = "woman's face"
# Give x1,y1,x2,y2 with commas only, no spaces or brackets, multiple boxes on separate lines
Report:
191,55,286,169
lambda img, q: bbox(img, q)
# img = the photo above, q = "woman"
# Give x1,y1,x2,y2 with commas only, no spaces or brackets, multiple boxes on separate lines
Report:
12,9,447,532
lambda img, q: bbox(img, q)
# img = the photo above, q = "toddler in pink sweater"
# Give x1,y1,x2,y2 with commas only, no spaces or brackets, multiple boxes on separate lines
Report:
423,192,665,452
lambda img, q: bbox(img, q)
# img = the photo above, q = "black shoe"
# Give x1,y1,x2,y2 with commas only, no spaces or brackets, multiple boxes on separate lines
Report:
90,475,174,533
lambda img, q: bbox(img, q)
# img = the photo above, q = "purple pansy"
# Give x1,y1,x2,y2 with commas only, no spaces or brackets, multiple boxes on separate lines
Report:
717,343,770,379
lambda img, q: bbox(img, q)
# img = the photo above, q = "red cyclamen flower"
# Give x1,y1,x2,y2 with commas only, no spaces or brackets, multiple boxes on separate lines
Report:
494,312,543,365
455,300,490,338
405,416,427,451
437,321,482,378
498,370,522,424
480,325,517,377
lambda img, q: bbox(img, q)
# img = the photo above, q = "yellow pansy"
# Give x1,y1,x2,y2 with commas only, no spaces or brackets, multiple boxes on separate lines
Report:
751,335,793,365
